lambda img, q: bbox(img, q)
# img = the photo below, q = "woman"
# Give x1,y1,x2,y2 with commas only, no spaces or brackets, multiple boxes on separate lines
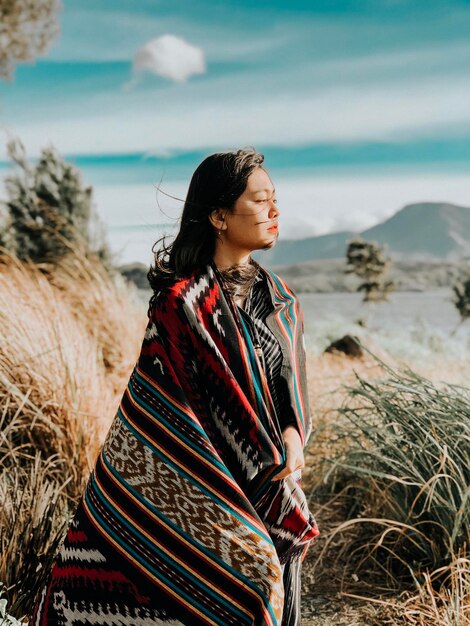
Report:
29,148,320,626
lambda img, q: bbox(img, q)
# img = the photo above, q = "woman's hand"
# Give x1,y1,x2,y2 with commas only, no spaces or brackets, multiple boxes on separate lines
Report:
272,425,304,481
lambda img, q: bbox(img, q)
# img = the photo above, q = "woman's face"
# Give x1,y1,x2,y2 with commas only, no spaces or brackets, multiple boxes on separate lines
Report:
220,167,280,253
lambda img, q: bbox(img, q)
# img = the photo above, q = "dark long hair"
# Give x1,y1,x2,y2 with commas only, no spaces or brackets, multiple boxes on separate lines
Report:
147,147,264,294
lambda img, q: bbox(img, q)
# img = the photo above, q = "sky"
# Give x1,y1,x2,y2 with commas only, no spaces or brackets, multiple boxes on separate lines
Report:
1,0,470,264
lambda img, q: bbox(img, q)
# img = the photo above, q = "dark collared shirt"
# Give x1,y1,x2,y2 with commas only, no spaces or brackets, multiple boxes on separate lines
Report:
237,270,298,432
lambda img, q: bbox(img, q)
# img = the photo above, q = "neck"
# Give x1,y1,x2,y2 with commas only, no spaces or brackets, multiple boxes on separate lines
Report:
212,246,252,271
211,254,259,301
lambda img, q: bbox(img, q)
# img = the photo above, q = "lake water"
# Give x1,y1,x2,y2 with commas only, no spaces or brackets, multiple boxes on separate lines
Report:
298,289,470,361
299,289,460,334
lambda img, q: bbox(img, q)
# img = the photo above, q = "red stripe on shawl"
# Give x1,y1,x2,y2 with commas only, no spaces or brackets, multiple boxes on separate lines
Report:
120,380,273,540
67,529,88,543
50,565,151,604
81,489,221,625
265,271,307,443
93,455,272,625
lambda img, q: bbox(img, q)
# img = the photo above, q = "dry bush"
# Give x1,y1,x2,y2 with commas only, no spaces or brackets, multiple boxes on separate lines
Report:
323,355,469,580
303,345,470,626
0,0,62,81
0,250,145,618
402,552,470,626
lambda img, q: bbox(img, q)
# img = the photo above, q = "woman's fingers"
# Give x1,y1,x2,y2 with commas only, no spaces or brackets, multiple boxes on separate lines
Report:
272,439,305,481
272,460,303,481
272,467,301,481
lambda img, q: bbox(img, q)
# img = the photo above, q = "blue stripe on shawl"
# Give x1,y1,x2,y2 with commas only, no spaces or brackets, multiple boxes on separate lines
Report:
133,368,207,436
265,270,305,428
100,449,278,624
265,271,296,346
128,372,231,476
85,474,246,625
237,312,271,430
114,409,275,544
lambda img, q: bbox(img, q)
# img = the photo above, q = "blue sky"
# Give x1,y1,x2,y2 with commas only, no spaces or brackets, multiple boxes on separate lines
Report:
1,0,470,263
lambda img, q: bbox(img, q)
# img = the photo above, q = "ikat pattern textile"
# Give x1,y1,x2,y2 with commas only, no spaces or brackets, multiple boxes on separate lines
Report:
29,260,319,626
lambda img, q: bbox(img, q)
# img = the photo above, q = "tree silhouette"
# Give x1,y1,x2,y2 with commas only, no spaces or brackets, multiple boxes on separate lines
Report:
0,0,62,81
1,137,112,268
345,238,395,302
451,270,470,335
345,238,395,326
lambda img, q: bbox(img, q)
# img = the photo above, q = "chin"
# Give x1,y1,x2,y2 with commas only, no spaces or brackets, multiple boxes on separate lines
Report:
249,234,278,252
260,239,277,250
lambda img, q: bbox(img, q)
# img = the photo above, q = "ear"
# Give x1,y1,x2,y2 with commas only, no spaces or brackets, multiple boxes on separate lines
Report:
208,208,228,231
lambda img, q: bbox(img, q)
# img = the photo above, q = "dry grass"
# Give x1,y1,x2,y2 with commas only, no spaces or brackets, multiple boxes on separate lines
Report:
303,344,470,626
402,553,470,625
0,250,145,618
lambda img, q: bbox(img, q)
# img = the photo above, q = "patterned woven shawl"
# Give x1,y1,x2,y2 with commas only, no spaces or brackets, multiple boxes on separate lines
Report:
29,260,319,626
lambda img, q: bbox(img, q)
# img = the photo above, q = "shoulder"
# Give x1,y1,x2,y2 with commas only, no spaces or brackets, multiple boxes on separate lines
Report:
148,284,188,319
147,265,209,319
257,263,299,301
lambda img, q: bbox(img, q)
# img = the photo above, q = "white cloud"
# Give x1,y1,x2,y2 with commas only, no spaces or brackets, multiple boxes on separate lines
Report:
128,35,206,87
5,69,470,161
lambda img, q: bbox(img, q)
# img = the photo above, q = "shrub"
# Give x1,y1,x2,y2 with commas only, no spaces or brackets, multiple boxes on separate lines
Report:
318,351,470,587
1,137,113,269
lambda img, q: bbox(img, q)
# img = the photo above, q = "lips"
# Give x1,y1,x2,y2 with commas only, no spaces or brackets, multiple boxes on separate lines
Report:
267,223,278,232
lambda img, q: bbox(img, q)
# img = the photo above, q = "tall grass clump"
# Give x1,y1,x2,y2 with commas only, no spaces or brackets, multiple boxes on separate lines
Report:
316,351,469,595
403,552,470,625
0,249,145,620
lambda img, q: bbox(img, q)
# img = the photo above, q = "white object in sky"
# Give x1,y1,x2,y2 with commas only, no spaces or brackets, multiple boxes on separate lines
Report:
132,35,206,83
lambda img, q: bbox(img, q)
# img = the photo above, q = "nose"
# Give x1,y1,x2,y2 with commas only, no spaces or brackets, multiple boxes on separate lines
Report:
268,200,279,218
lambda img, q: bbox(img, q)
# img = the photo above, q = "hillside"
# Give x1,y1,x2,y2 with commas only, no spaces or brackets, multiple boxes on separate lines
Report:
363,202,470,258
253,202,470,266
272,257,468,293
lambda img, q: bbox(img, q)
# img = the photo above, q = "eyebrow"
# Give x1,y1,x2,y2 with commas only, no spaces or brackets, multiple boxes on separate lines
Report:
253,188,276,195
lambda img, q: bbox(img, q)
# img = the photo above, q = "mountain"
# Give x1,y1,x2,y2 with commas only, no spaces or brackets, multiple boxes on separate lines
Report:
362,202,470,258
254,230,355,265
272,257,466,293
253,202,470,266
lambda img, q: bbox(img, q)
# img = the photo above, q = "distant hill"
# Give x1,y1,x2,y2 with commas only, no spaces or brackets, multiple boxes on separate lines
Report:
272,257,469,293
253,230,355,265
253,202,470,265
